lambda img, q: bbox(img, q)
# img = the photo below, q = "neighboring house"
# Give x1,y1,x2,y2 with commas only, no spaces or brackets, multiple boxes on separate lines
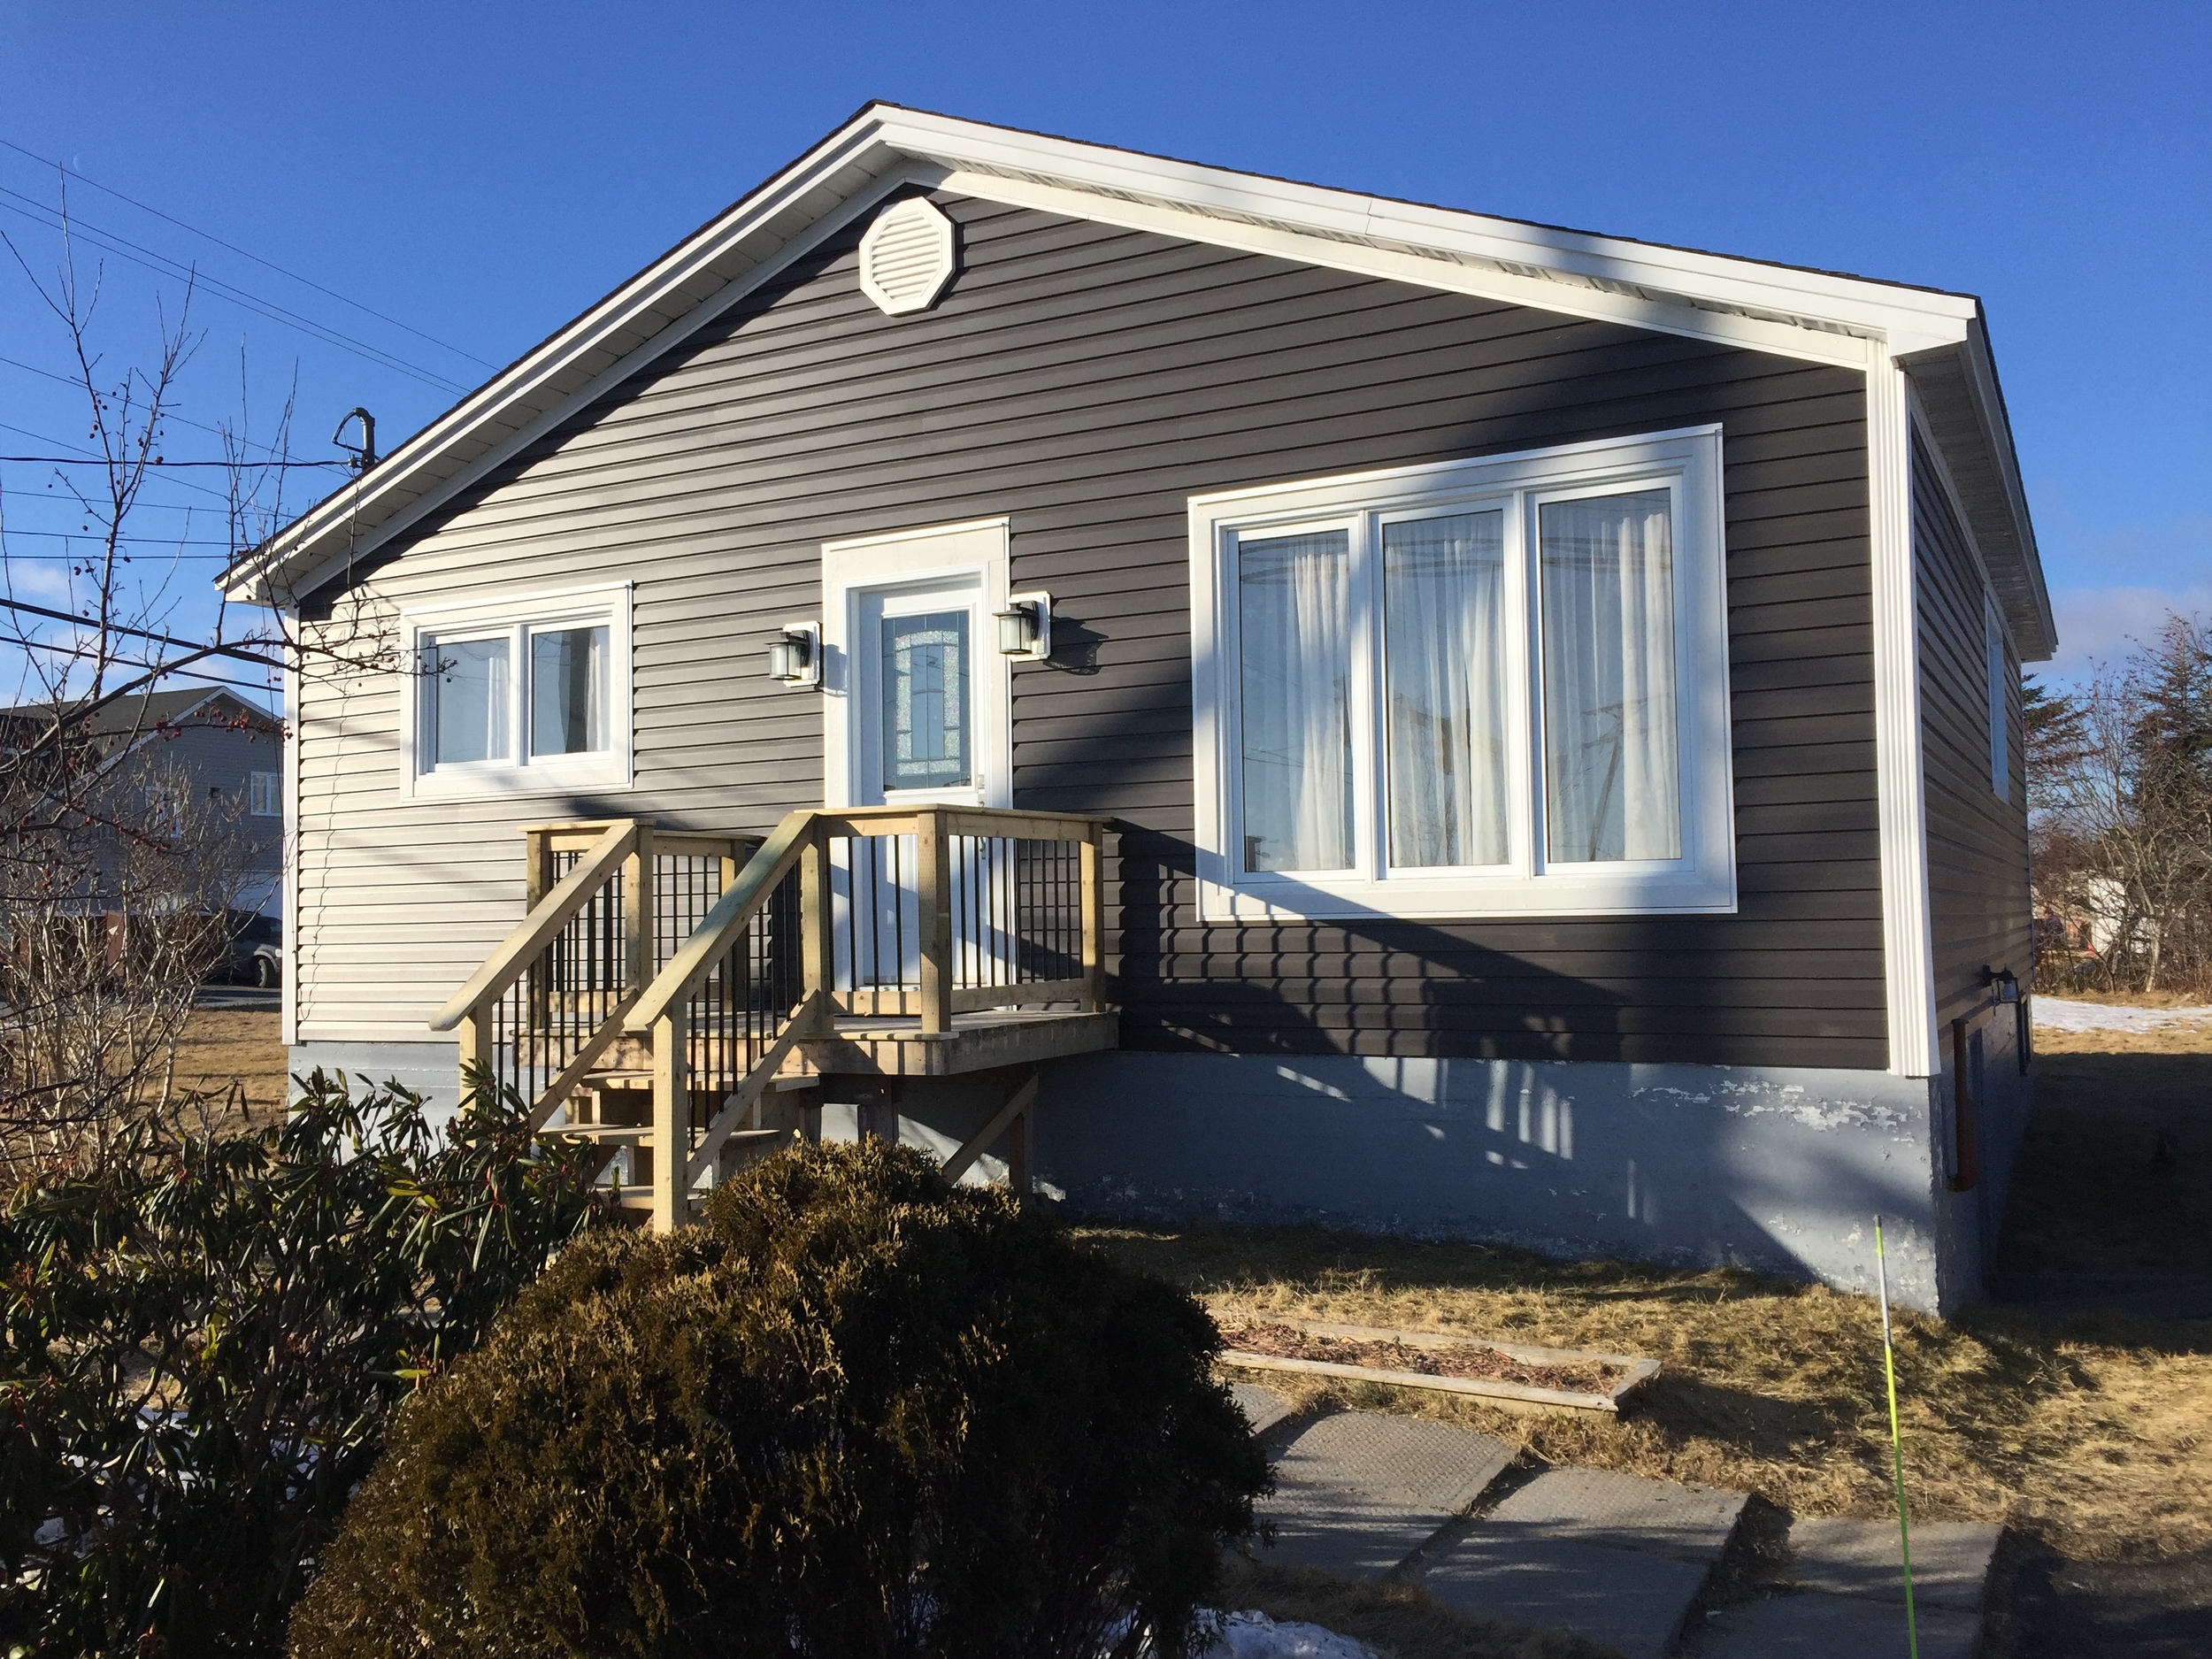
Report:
0,687,285,919
222,106,2046,1312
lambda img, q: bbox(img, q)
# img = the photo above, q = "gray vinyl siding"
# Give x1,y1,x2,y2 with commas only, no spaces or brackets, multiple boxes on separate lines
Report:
1914,427,2032,1030
296,191,1884,1065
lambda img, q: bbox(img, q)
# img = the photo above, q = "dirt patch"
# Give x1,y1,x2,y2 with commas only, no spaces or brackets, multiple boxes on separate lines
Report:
1222,1320,1624,1394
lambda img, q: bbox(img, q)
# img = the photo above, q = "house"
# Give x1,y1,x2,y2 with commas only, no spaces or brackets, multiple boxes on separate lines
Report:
221,106,2047,1312
0,687,286,921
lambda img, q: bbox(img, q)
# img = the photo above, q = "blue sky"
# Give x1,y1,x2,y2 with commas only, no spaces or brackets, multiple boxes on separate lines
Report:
2,1,2206,704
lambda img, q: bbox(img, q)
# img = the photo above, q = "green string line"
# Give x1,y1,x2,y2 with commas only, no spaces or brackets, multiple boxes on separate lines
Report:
1877,1216,1922,1659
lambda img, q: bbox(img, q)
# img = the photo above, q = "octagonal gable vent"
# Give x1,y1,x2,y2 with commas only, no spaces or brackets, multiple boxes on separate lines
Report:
858,197,956,317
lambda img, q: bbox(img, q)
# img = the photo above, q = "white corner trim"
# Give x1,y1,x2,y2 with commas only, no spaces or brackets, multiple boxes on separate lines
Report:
1868,347,1939,1078
396,579,634,802
280,618,300,1048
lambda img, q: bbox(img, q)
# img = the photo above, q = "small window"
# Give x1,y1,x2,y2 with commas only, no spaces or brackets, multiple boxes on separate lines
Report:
1191,427,1734,920
1985,595,2008,800
248,772,280,817
401,585,632,799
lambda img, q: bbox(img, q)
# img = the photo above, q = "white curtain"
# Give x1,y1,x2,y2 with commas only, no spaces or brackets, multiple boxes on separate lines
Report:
1239,529,1353,872
529,624,608,756
425,634,509,765
1384,511,1509,867
1540,491,1680,862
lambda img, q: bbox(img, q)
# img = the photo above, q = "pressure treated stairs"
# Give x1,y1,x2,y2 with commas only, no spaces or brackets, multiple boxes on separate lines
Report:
433,808,1117,1227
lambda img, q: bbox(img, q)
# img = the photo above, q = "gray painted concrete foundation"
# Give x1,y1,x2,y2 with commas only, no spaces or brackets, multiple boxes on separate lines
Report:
295,1033,2032,1316
1031,1052,1969,1312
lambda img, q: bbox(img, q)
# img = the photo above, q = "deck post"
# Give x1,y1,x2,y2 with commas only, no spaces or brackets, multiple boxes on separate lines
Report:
455,1008,493,1100
1080,826,1106,1012
917,808,953,1035
800,821,833,1025
650,1007,687,1233
623,821,656,992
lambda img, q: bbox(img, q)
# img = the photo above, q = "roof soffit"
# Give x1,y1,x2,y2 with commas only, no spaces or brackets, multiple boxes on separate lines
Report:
227,104,2023,615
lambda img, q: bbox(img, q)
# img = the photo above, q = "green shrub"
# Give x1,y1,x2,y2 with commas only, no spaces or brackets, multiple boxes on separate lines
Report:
290,1138,1269,1659
0,1068,603,1657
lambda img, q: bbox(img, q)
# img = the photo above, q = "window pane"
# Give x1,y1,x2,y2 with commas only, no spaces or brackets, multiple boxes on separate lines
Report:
881,611,971,790
1540,490,1680,863
1238,529,1354,872
530,625,609,757
423,634,510,766
1384,511,1509,867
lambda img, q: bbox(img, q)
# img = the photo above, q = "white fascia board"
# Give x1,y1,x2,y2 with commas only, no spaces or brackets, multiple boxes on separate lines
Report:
231,104,1991,605
224,114,916,603
877,107,1982,355
937,168,1873,372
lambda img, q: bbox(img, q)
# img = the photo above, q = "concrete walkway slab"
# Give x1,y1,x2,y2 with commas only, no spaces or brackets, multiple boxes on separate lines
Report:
1232,1382,1293,1437
1700,1591,1983,1659
1256,1413,1513,1580
1784,1516,2001,1609
1273,1412,1513,1517
1484,1467,1747,1564
1424,1534,1708,1659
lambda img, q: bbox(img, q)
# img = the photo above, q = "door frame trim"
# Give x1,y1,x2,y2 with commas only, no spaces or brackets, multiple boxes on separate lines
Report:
820,518,1013,810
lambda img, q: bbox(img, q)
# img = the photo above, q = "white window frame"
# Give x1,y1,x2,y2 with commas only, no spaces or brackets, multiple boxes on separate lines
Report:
397,580,633,800
1189,426,1734,921
820,518,1013,810
248,771,280,817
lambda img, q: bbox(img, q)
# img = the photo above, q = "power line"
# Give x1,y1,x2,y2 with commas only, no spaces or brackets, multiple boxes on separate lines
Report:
0,134,494,369
0,190,471,394
0,419,249,503
0,351,300,463
0,455,343,469
2,528,236,547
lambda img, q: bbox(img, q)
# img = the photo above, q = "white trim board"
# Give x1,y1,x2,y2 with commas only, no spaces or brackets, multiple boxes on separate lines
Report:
1866,347,1939,1079
223,104,2037,644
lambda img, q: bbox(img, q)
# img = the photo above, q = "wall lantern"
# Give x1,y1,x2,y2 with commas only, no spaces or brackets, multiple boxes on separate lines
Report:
768,621,821,687
995,592,1052,661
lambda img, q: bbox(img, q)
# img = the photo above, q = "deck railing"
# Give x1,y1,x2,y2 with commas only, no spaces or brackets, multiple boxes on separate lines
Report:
438,807,1108,1232
620,805,1108,1226
428,821,757,1129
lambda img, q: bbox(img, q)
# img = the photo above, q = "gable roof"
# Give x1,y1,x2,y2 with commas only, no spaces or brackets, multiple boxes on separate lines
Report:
220,102,2052,658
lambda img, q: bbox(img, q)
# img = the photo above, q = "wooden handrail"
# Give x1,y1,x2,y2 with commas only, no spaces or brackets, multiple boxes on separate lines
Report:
430,819,637,1032
625,809,818,1033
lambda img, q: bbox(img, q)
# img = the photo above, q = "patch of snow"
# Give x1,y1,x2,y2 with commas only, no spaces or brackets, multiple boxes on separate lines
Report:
1199,1610,1381,1659
2033,997,2212,1033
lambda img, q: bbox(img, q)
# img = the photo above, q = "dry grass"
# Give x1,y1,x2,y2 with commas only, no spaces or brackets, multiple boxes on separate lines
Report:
2005,1021,2212,1277
1078,1014,2212,1580
168,1008,288,1125
1214,1563,1617,1659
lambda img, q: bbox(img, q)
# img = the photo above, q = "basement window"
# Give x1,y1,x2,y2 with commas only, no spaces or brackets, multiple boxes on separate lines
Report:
400,582,631,800
1188,427,1735,920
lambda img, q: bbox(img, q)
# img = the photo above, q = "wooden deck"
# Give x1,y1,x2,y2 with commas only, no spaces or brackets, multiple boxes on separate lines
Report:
793,1008,1118,1078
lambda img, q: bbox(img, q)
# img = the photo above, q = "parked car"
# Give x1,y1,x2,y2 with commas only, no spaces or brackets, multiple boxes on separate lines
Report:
219,912,283,988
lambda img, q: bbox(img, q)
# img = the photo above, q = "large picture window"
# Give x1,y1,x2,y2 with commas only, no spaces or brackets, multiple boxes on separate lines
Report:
1189,427,1734,919
401,584,630,799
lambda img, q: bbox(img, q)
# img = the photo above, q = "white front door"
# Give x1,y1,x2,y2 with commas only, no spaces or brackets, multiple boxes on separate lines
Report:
854,579,987,807
820,521,1014,1003
822,518,1012,811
